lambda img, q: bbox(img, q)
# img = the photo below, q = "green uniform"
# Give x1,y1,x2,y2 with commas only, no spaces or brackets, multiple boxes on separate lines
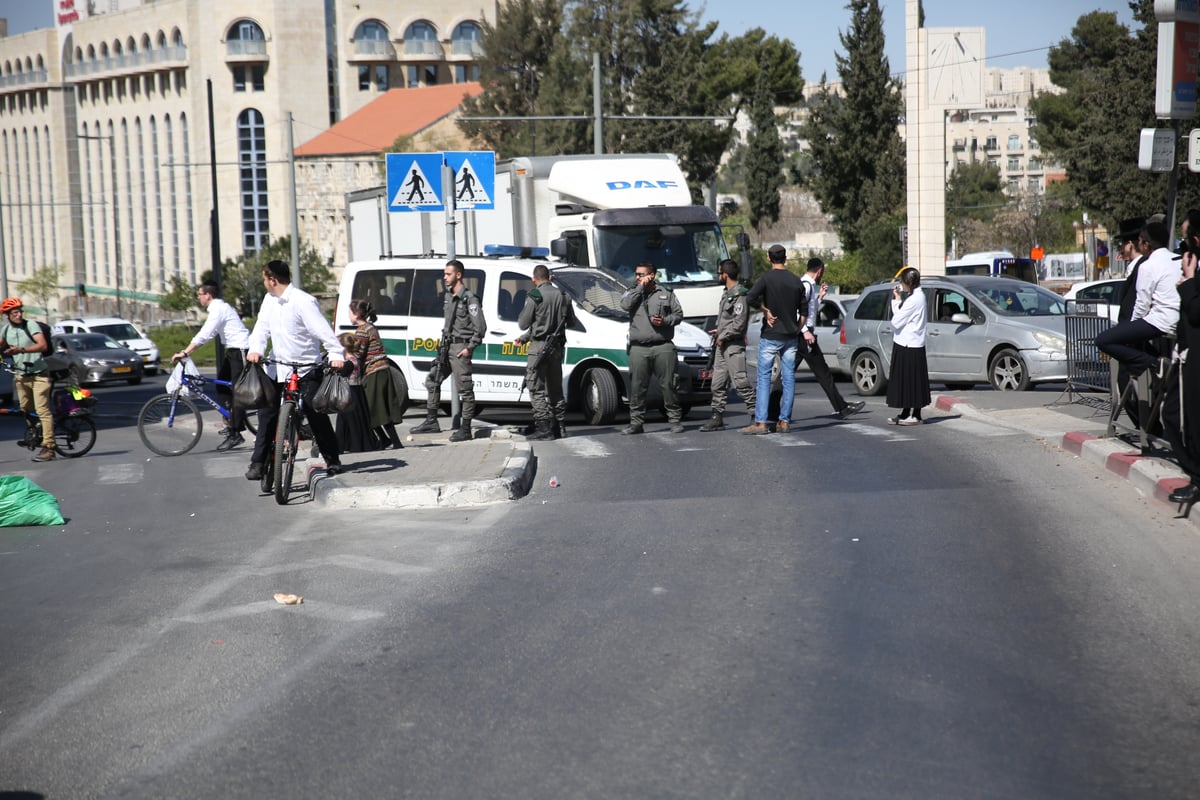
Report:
517,281,574,428
710,284,756,415
426,286,486,422
619,282,683,427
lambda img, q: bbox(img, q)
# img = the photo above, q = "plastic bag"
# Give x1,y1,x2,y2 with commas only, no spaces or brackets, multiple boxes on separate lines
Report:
312,371,353,414
0,475,64,527
165,357,200,396
233,361,277,410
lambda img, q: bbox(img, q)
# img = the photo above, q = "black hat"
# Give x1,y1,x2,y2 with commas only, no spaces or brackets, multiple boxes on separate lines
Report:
806,257,825,272
1114,217,1146,245
767,244,787,263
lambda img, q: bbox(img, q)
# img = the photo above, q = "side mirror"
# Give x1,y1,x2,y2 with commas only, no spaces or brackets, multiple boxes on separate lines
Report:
950,313,972,325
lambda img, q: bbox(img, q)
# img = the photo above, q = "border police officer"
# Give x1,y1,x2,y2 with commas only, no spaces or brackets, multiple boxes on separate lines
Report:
619,261,684,434
410,259,486,442
517,264,575,440
701,259,756,431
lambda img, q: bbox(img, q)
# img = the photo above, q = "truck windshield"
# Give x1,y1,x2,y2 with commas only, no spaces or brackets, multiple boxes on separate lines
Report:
553,269,631,320
594,224,727,286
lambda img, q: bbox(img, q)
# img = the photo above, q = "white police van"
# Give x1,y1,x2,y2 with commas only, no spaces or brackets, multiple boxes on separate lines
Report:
333,248,714,424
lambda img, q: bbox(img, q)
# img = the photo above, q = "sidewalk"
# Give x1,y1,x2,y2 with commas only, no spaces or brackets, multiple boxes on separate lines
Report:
302,425,535,510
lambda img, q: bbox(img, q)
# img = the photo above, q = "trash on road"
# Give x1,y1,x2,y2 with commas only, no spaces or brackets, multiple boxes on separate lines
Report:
273,593,303,605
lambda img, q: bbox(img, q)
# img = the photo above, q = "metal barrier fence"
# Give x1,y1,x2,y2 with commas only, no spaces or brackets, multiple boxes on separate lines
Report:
1064,300,1113,396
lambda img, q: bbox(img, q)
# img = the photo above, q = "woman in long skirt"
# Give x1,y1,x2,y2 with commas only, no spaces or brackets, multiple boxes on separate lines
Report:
348,299,405,449
335,332,381,453
886,267,931,425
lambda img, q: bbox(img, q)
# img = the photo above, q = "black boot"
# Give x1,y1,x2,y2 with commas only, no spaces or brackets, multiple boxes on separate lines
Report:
385,424,403,449
699,413,725,432
553,418,567,439
1170,482,1200,503
410,414,440,434
448,421,473,443
527,421,555,441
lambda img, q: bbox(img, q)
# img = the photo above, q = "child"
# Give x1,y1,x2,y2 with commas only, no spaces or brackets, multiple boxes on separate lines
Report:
335,331,381,453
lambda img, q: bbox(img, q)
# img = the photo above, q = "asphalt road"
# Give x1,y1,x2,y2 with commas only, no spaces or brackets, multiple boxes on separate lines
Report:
3,381,1200,798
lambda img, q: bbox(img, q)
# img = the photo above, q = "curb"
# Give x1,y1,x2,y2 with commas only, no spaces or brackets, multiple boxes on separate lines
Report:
943,397,1194,517
305,442,537,510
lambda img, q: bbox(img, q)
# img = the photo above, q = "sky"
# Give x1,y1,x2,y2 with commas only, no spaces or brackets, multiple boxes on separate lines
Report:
1,0,1136,81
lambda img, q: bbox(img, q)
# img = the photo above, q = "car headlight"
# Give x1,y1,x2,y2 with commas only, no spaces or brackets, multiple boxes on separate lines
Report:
82,357,102,366
1033,331,1066,352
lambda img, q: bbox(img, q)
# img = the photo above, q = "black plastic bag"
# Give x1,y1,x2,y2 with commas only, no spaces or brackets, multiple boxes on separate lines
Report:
312,370,353,414
233,361,277,410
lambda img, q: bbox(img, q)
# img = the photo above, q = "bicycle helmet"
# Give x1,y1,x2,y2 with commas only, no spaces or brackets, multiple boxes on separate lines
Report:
0,296,22,313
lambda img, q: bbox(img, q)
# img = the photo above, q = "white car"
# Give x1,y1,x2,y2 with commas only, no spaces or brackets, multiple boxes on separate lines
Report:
52,317,161,374
1064,278,1125,322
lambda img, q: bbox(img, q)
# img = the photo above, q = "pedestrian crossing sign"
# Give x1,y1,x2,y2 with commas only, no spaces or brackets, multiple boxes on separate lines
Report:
386,152,444,212
445,151,496,210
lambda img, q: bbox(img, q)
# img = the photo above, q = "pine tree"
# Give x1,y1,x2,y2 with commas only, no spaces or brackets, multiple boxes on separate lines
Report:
746,56,784,235
802,0,904,251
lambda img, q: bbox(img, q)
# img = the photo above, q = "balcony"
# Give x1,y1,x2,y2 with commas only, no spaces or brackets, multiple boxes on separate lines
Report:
225,39,268,61
449,39,484,58
400,40,444,59
350,39,396,61
0,69,49,90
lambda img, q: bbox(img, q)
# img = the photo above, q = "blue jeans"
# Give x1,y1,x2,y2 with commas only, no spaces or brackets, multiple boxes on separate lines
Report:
755,337,796,423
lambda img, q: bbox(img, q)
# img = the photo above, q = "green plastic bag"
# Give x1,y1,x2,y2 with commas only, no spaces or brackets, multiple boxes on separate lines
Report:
0,475,65,527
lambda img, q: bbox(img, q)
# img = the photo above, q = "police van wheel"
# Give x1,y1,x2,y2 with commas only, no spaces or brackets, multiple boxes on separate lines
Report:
581,368,619,426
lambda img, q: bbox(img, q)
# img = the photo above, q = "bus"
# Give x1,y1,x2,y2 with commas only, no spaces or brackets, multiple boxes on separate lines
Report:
945,250,1039,284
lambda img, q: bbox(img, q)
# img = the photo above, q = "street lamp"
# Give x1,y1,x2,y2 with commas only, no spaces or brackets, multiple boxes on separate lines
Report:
78,132,121,317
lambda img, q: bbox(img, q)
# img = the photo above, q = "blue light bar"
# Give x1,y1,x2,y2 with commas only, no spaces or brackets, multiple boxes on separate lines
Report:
483,244,550,258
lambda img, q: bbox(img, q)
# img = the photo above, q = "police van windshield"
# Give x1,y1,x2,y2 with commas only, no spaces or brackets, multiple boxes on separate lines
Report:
594,224,726,286
553,269,630,320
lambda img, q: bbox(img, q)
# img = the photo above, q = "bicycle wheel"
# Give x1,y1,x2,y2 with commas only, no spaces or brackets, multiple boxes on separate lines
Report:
244,410,259,436
274,401,300,505
52,415,96,458
138,393,202,456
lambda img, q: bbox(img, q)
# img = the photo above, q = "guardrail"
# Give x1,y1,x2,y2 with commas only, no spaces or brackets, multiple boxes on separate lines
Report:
1064,299,1112,397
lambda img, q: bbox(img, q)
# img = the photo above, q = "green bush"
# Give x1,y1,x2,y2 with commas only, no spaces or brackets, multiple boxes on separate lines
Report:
146,320,258,368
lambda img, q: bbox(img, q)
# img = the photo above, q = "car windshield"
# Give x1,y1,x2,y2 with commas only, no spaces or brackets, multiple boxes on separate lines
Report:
552,269,631,320
92,323,141,339
593,224,726,285
72,334,124,351
966,284,1066,316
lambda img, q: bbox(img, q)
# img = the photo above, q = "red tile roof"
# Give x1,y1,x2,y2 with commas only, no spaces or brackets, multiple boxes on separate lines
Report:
295,82,484,157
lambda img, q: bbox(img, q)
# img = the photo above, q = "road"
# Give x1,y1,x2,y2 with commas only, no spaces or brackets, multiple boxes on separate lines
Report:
2,379,1200,798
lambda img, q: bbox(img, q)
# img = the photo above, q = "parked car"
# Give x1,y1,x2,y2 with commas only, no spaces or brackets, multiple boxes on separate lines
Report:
51,333,144,386
747,294,859,378
52,317,161,374
1064,278,1125,322
836,275,1069,394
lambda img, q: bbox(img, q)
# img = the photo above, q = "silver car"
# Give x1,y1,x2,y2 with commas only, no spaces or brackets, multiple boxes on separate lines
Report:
746,294,858,378
836,276,1069,394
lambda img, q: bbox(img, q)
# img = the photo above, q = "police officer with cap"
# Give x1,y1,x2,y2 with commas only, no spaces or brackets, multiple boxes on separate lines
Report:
701,259,756,431
516,264,575,440
619,261,685,434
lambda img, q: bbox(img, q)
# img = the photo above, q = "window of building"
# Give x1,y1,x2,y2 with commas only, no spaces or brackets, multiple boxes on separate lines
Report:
1028,157,1041,172
405,21,437,42
358,64,388,91
1028,177,1041,193
987,156,999,168
229,20,265,42
237,108,269,254
232,65,265,92
182,111,194,275
984,136,998,150
1007,134,1021,151
423,65,437,86
1028,137,1039,151
451,21,482,56
455,64,480,83
355,19,388,41
1007,156,1020,171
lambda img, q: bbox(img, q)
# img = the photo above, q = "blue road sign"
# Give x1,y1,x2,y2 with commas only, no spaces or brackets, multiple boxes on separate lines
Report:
386,152,444,212
445,151,496,210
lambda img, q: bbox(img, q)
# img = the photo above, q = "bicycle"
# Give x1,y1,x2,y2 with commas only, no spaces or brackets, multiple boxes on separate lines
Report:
0,361,97,458
260,358,328,505
136,357,259,456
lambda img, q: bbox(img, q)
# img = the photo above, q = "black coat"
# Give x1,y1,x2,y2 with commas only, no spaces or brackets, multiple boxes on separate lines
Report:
1178,278,1200,454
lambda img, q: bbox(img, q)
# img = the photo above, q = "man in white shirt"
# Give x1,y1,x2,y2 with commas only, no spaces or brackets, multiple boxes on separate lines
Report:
174,281,252,451
1097,220,1181,378
245,260,346,480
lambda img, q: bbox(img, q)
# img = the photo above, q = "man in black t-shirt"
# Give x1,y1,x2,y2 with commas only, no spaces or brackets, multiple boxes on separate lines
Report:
742,244,806,435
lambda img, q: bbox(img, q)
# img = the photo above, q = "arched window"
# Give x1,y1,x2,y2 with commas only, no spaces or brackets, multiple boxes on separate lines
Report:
181,111,195,274
355,20,388,40
451,21,482,57
404,21,437,41
228,20,265,42
237,108,269,254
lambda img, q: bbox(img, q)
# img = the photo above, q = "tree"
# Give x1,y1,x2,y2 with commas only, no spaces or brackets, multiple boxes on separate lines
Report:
802,0,904,251
946,162,1006,250
17,263,64,315
456,0,563,157
746,54,784,234
159,275,199,313
215,236,334,316
1029,2,1200,227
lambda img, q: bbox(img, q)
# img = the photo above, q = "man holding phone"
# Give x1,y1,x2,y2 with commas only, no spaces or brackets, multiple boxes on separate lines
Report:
619,261,685,435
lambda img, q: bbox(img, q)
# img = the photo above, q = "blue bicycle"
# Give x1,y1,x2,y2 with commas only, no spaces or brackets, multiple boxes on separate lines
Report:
136,359,258,456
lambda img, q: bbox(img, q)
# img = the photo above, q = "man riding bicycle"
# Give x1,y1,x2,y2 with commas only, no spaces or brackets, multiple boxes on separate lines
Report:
0,296,55,462
244,260,346,480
